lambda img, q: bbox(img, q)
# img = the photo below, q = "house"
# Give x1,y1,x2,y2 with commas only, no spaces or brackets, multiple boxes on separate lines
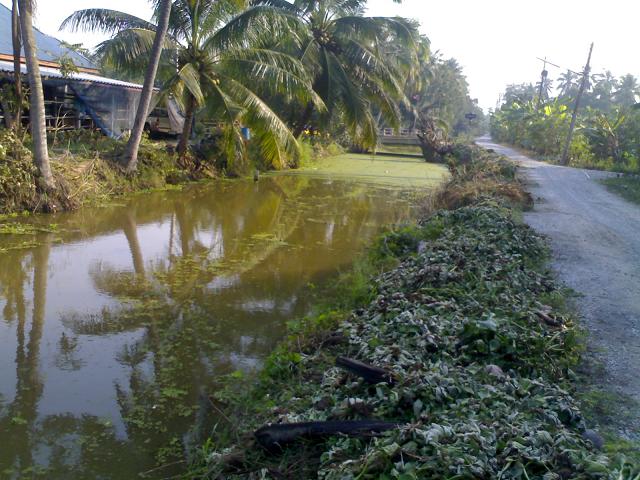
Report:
0,2,146,138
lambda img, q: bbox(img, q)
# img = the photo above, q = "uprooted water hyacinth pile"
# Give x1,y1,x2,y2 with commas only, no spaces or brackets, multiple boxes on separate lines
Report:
194,151,636,479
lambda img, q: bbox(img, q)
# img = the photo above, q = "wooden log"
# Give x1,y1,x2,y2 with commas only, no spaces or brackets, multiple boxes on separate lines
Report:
255,420,398,452
336,356,395,385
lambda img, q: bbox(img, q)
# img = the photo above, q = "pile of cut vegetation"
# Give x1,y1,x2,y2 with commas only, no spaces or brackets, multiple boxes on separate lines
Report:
192,147,636,479
0,129,194,214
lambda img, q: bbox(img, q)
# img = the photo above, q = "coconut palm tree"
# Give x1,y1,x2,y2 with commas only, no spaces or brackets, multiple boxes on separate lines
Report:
557,70,578,100
587,71,618,112
124,0,172,172
254,0,418,149
18,0,54,190
63,0,322,170
614,74,640,108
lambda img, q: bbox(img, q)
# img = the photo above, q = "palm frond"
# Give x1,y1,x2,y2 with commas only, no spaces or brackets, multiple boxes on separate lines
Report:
166,0,194,42
221,48,325,111
324,50,377,147
206,82,247,169
177,63,206,105
250,0,303,15
197,0,247,41
95,28,158,75
341,38,405,97
60,9,154,35
204,5,301,52
222,76,300,167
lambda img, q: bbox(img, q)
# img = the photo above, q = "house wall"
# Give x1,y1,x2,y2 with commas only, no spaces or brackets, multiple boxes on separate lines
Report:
0,74,143,138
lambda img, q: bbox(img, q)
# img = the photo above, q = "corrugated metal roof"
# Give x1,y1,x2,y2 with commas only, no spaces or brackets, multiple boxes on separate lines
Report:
0,2,97,70
0,59,144,90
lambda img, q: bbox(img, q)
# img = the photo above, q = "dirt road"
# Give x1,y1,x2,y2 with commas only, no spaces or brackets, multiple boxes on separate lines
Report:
477,138,640,435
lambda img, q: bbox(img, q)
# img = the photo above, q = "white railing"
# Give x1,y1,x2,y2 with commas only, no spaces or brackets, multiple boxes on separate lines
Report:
379,128,419,137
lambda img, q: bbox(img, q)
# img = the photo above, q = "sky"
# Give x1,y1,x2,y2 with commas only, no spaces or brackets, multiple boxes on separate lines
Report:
2,0,639,111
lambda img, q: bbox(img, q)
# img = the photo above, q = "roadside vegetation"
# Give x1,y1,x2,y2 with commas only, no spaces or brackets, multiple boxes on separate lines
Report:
602,176,640,205
490,72,640,173
182,146,638,479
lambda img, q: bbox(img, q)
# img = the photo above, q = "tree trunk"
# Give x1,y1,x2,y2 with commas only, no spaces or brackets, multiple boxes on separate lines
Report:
177,95,196,163
12,0,23,135
18,0,54,190
417,137,435,162
122,0,172,172
1,98,14,129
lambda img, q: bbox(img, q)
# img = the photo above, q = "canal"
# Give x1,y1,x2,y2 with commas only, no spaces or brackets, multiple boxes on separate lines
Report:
0,157,447,478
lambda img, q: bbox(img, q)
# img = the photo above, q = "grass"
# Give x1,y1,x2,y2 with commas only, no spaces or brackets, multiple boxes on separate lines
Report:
601,176,640,205
272,152,450,188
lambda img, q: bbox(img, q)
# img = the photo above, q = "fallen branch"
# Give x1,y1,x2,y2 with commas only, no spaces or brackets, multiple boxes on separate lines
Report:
255,420,398,452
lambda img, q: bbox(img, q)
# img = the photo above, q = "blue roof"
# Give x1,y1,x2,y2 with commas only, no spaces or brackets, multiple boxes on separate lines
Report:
0,3,96,70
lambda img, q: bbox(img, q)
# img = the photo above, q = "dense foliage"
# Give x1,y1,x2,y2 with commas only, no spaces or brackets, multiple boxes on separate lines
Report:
491,72,640,172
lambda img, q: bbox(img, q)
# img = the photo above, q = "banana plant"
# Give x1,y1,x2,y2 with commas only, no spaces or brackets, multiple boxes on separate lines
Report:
584,107,628,162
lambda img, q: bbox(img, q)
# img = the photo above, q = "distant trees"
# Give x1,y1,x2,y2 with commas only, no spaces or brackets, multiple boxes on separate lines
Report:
491,71,640,172
613,74,640,108
401,43,484,161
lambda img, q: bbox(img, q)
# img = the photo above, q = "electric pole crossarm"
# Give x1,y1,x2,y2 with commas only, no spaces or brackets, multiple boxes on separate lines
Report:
536,56,559,110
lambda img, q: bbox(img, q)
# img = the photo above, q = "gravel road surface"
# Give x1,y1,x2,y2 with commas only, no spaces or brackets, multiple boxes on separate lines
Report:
477,138,640,435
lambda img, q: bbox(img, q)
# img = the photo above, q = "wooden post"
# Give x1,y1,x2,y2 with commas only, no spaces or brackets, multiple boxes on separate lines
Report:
561,43,594,166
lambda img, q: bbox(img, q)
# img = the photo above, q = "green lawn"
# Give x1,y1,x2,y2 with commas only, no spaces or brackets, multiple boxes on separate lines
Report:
273,153,449,188
602,176,640,205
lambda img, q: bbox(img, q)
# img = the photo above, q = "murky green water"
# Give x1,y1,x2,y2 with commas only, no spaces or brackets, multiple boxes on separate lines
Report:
0,171,439,479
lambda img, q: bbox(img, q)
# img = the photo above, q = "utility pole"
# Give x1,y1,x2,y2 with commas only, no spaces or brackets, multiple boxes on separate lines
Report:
561,43,594,165
535,57,559,110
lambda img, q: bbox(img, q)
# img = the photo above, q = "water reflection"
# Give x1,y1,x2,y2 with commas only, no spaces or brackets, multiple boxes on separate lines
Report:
0,175,428,478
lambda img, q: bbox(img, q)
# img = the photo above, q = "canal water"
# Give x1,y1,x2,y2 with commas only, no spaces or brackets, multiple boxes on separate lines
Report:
0,168,444,478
